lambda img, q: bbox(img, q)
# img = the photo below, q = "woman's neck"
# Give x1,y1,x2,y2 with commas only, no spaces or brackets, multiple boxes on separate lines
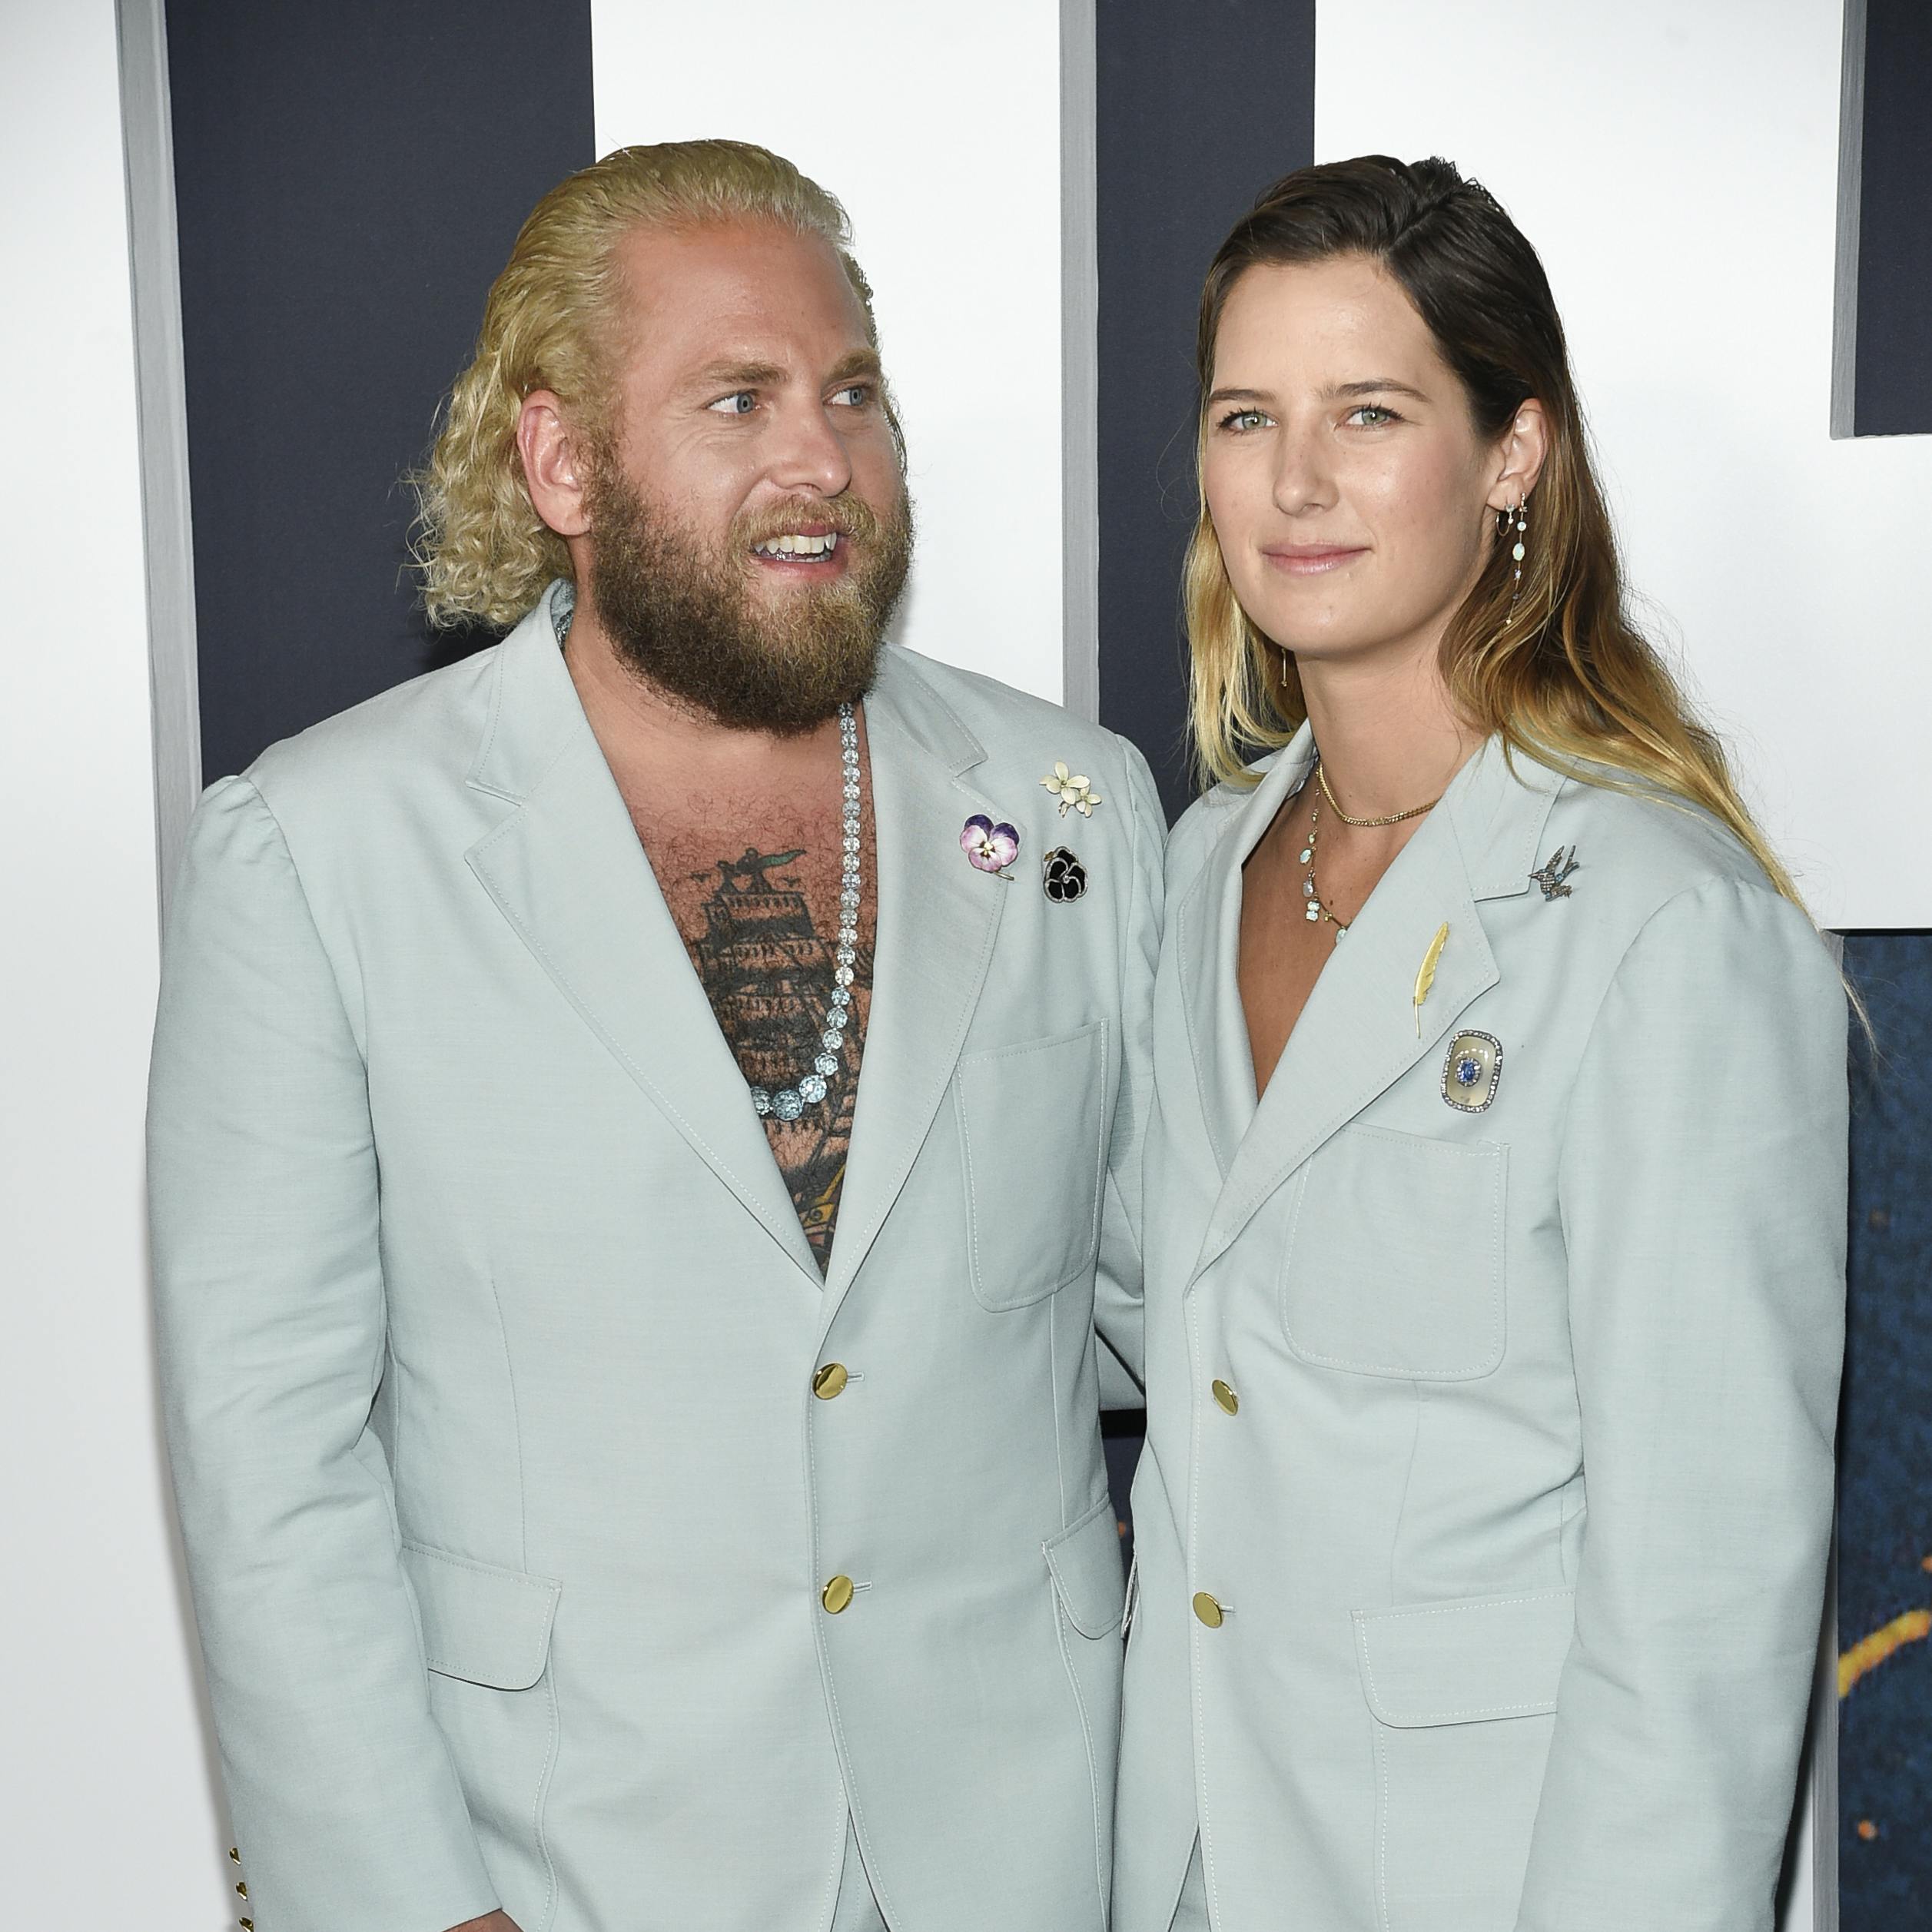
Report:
1296,648,1483,819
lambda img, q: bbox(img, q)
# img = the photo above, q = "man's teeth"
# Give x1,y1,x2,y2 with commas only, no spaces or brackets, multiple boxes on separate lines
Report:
753,532,840,558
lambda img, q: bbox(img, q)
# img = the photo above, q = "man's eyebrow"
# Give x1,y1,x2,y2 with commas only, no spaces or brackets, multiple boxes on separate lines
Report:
683,360,788,394
826,348,885,386
681,351,885,397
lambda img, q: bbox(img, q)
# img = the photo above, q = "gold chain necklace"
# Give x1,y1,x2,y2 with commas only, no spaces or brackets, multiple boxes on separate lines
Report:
1316,758,1443,827
1300,757,1442,941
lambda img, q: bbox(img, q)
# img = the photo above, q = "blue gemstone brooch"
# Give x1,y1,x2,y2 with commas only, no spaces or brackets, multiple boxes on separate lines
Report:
1441,1030,1503,1113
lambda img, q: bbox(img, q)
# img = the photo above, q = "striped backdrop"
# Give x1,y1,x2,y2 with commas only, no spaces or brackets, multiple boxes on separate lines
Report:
144,4,1930,1925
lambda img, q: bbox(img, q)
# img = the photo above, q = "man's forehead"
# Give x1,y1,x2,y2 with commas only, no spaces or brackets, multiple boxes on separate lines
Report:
614,220,875,372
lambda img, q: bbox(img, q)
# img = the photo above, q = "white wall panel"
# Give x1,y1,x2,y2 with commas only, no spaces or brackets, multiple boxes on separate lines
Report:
590,0,1067,702
1317,0,1930,928
0,0,228,1922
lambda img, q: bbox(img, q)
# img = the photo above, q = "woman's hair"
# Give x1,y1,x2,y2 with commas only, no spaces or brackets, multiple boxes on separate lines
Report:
412,138,888,632
1183,153,1800,905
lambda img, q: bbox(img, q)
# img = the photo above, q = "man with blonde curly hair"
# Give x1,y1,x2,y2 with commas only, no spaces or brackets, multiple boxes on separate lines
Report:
151,140,1162,1932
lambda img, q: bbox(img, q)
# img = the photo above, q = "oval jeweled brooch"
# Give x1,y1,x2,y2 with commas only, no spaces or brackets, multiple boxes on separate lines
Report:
1441,1030,1503,1113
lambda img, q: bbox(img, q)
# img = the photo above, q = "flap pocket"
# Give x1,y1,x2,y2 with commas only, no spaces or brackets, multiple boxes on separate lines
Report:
402,1540,562,1691
1353,1587,1575,1728
958,1019,1109,1310
1044,1495,1127,1638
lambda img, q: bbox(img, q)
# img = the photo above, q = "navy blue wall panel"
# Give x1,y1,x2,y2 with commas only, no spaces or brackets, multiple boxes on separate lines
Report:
1853,0,1932,437
168,0,596,781
1095,0,1316,822
1840,932,1932,1920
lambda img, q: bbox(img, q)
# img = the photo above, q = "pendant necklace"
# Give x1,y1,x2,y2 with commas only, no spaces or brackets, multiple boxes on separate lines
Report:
1300,756,1442,943
749,703,861,1122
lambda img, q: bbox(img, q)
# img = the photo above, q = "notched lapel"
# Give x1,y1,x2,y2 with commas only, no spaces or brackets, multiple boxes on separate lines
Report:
1190,743,1555,1284
464,599,821,1286
820,656,1007,1311
1175,742,1311,1179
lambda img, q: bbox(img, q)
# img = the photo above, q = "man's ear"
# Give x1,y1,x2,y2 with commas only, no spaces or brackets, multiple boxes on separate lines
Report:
517,390,592,538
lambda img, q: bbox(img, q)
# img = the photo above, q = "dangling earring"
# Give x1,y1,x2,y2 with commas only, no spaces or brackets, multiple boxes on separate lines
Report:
1509,495,1529,596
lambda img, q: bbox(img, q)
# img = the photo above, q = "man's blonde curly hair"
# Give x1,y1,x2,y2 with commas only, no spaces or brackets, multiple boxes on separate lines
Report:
413,138,885,631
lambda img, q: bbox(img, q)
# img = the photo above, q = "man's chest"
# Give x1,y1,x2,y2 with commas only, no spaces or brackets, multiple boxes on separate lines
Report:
624,794,880,1266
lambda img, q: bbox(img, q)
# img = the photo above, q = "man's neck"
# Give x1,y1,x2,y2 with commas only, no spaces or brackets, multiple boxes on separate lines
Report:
562,601,850,810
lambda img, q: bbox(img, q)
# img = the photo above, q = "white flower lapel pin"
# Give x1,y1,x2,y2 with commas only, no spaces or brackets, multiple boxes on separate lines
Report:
1041,762,1102,818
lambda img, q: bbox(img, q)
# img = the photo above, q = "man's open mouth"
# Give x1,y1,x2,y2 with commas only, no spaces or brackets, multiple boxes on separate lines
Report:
750,532,841,559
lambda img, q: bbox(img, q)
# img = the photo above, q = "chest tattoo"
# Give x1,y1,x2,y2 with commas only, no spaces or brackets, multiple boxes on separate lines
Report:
652,828,876,1272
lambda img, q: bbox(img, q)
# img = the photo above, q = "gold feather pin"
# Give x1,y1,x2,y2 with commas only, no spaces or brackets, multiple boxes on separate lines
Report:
1412,922,1449,1036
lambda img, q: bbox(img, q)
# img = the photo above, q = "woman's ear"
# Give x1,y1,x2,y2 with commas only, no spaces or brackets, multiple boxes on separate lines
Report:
1487,397,1550,511
517,390,593,539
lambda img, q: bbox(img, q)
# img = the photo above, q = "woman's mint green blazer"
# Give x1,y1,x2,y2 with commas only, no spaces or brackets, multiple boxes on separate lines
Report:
1114,728,1847,1932
148,587,1163,1932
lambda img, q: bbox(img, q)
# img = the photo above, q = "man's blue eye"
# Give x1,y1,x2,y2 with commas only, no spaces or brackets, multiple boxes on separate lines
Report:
709,391,755,416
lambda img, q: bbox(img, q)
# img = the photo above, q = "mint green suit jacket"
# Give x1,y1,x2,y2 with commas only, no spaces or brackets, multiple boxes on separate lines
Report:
1113,730,1846,1932
149,586,1162,1932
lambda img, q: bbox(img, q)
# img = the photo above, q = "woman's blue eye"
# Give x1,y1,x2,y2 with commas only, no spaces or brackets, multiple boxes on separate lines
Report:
709,391,756,417
1349,403,1399,427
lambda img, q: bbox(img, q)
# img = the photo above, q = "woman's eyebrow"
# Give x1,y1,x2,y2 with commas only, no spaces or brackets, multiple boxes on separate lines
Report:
1327,377,1431,402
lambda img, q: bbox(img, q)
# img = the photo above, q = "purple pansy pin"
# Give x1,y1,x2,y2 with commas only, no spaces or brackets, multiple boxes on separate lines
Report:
961,814,1021,878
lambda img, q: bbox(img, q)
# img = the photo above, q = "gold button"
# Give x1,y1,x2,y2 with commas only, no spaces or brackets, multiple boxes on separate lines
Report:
241,1921,254,1930
1193,1591,1225,1628
812,1363,849,1399
228,1847,240,1864
235,1881,248,1897
822,1574,855,1614
1210,1378,1238,1416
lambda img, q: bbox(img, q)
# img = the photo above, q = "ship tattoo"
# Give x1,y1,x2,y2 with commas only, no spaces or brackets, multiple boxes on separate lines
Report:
689,846,872,1269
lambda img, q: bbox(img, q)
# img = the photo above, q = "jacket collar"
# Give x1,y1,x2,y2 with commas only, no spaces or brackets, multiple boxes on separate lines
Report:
464,588,1009,1303
1177,725,1563,1281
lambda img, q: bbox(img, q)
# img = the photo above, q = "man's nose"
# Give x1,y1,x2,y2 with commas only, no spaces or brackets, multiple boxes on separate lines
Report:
766,397,855,498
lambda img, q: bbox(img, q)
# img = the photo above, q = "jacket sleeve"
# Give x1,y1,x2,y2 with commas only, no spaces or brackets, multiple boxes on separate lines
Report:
1515,875,1847,1931
148,777,498,1932
1094,737,1166,1406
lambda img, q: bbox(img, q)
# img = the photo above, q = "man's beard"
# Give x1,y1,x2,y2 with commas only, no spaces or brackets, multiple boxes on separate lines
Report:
584,462,913,735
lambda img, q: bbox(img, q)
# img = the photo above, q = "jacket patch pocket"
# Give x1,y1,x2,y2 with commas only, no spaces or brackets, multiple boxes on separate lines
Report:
1280,1125,1505,1379
1354,1588,1573,1932
403,1542,563,1923
958,1019,1109,1310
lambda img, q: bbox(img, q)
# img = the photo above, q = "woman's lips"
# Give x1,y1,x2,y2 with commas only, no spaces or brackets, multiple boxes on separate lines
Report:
1262,545,1368,576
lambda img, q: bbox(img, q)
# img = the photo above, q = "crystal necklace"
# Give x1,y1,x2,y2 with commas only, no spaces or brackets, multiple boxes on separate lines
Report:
749,703,862,1123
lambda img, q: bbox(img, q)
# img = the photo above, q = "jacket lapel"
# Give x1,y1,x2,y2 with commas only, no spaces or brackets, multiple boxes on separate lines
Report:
1189,735,1561,1284
819,649,1009,1313
1173,734,1313,1179
464,589,822,1286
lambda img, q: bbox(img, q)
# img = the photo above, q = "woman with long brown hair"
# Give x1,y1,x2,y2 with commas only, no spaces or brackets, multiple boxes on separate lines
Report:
1113,155,1847,1932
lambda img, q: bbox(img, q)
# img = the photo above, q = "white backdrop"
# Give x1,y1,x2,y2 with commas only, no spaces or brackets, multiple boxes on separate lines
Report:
0,0,231,1923
1318,0,1929,930
589,0,1071,705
